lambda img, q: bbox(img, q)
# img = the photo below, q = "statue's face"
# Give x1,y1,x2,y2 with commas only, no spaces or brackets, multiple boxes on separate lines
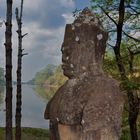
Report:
61,23,107,79
61,43,79,79
61,40,95,79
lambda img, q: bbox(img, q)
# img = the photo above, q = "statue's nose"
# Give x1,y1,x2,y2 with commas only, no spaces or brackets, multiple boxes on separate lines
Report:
62,55,69,63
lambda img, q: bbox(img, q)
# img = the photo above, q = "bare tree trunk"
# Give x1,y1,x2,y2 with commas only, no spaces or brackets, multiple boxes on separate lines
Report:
97,0,139,139
5,0,13,140
113,0,126,79
127,49,139,140
113,0,139,139
15,0,26,140
15,10,22,139
128,92,139,140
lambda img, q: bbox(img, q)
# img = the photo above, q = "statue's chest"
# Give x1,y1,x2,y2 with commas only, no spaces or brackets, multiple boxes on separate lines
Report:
56,83,92,124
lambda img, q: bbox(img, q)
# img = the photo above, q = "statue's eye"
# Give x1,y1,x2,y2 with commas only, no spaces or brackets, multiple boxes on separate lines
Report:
61,46,71,55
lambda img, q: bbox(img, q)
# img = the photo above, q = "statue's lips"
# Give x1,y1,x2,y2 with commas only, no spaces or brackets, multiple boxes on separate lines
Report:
62,63,75,77
62,63,69,69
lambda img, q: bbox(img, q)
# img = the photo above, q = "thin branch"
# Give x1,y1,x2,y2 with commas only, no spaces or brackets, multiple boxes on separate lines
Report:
107,43,115,48
133,50,140,55
128,4,140,10
108,29,116,33
124,26,140,31
22,53,28,57
123,31,140,43
128,5,140,14
127,47,133,54
98,5,118,26
124,13,138,22
16,30,20,34
127,46,140,55
22,33,28,38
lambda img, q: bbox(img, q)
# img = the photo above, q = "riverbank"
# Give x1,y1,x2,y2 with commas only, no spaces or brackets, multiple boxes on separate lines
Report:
0,127,49,140
0,126,139,140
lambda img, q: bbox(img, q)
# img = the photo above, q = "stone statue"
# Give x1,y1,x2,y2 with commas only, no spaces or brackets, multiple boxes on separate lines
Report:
44,8,124,140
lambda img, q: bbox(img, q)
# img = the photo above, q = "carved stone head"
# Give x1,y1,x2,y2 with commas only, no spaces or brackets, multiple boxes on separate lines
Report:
61,8,108,79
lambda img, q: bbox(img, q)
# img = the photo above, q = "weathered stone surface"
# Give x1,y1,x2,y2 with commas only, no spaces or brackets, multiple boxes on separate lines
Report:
44,8,124,140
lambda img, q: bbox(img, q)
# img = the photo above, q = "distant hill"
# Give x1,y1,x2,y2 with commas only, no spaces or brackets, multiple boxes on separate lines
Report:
33,64,67,100
34,64,57,86
25,79,35,85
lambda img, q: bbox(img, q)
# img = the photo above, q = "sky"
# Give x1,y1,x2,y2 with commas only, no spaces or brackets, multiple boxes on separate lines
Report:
0,0,90,81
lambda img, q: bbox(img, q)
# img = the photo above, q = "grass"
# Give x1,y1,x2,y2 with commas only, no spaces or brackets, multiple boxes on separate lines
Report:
0,127,49,140
121,126,140,140
121,126,131,140
0,126,140,140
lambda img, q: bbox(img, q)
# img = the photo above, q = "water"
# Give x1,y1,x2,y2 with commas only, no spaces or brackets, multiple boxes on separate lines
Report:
0,85,49,128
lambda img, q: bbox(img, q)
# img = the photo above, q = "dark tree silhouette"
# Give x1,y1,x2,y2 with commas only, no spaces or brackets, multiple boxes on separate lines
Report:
91,0,140,139
5,0,13,140
15,0,27,140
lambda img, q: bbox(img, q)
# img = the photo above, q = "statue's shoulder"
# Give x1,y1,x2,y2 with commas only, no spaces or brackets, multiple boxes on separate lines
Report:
99,74,120,89
44,80,68,120
87,74,122,100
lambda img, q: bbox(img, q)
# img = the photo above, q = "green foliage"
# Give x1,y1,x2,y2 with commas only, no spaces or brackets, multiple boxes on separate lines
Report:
44,65,67,99
120,108,140,139
121,80,140,90
103,47,140,90
34,65,67,101
121,115,140,140
21,127,49,138
34,64,56,85
34,85,48,101
90,1,140,67
121,127,131,140
90,0,140,44
103,51,121,80
48,65,67,87
0,127,49,140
